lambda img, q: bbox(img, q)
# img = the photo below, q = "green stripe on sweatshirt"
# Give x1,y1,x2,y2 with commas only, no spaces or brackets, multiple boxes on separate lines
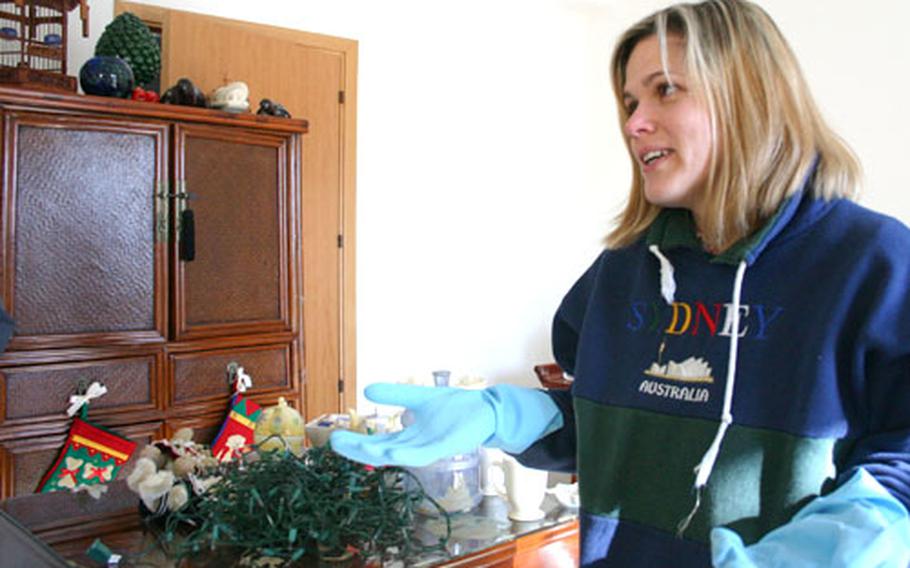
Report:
575,398,837,544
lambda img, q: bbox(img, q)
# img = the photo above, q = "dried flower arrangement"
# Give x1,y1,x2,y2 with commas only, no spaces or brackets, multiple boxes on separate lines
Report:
127,427,220,514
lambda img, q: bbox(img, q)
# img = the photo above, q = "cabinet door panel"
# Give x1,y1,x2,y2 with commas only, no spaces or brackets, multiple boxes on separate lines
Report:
0,422,161,499
173,125,292,340
2,113,168,350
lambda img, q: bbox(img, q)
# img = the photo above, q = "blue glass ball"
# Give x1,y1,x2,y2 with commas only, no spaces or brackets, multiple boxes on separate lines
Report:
79,56,135,98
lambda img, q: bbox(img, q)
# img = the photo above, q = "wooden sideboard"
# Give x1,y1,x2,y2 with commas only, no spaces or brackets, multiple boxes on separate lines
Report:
0,87,308,538
444,519,579,567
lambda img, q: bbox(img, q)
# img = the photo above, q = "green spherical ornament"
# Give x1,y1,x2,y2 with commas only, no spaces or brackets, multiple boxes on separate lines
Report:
95,12,161,88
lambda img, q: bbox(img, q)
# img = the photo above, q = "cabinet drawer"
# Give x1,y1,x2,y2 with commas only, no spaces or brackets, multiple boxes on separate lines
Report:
170,343,293,405
0,422,162,499
166,412,231,448
0,354,161,427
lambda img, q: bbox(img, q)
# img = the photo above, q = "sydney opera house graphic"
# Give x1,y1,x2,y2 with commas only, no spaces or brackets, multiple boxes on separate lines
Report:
643,356,714,384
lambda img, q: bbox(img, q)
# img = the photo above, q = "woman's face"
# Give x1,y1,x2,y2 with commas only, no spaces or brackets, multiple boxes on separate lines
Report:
622,34,713,216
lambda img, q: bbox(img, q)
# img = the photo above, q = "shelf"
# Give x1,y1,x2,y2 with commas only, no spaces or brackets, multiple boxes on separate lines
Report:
26,43,63,60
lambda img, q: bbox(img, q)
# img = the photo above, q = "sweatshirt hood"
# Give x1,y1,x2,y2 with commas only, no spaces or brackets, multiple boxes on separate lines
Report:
645,161,835,266
644,189,804,266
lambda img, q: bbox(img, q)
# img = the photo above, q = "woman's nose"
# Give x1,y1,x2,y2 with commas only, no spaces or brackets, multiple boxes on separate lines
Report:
625,106,655,138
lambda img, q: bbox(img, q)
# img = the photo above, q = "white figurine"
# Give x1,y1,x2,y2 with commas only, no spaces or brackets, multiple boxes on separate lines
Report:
210,81,250,112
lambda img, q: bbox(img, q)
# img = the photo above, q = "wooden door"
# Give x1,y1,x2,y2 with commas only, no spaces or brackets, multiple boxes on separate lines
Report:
171,124,295,341
0,111,168,351
116,2,358,420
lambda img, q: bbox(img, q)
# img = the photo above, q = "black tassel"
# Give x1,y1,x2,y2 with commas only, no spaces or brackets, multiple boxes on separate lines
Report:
180,209,195,261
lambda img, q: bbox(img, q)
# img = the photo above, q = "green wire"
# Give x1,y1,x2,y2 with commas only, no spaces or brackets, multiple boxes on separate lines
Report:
150,443,451,565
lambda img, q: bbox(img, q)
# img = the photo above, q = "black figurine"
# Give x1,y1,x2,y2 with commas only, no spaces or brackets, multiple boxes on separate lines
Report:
257,99,291,118
161,78,207,108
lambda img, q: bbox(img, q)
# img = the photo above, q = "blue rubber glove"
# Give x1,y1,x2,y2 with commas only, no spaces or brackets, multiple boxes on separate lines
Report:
329,383,563,467
711,468,910,568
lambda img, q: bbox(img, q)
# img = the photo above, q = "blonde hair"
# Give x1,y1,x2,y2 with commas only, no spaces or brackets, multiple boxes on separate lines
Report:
606,0,860,251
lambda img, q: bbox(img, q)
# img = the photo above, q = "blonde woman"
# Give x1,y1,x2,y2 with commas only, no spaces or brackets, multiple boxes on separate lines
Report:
333,1,910,565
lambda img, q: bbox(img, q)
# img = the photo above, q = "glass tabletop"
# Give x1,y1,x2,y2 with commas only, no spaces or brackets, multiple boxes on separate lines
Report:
2,484,578,567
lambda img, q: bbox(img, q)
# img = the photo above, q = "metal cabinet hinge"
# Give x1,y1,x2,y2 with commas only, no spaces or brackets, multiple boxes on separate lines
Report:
174,180,187,238
155,180,169,243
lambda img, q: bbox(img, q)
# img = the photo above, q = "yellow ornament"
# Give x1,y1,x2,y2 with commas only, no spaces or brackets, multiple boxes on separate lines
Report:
253,397,305,456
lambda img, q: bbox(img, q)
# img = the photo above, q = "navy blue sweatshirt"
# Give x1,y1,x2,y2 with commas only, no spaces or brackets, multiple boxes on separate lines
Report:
519,188,910,566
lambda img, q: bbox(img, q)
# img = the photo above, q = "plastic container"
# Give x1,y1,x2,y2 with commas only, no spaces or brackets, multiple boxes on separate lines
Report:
305,413,351,447
405,450,482,515
432,370,451,387
305,412,398,447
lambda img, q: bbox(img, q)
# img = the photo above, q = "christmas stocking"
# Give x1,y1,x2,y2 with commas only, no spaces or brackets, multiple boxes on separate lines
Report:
211,367,262,462
37,383,136,494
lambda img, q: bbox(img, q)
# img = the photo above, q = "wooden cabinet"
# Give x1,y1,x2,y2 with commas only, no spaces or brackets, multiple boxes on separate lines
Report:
0,88,307,512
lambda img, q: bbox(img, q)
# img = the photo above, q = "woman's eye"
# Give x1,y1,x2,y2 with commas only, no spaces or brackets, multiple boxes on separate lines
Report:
657,82,678,97
624,101,638,115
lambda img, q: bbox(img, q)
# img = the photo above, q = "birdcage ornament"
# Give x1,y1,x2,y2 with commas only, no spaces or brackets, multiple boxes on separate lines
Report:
0,0,89,92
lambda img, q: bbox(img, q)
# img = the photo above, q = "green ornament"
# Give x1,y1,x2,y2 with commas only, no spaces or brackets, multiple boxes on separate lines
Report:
95,12,161,87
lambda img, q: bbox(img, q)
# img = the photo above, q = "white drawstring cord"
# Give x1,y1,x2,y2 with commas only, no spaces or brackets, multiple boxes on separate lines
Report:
649,245,677,305
647,246,750,535
677,259,748,536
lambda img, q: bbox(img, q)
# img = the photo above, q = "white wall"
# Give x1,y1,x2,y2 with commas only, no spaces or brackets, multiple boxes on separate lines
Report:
69,1,910,407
